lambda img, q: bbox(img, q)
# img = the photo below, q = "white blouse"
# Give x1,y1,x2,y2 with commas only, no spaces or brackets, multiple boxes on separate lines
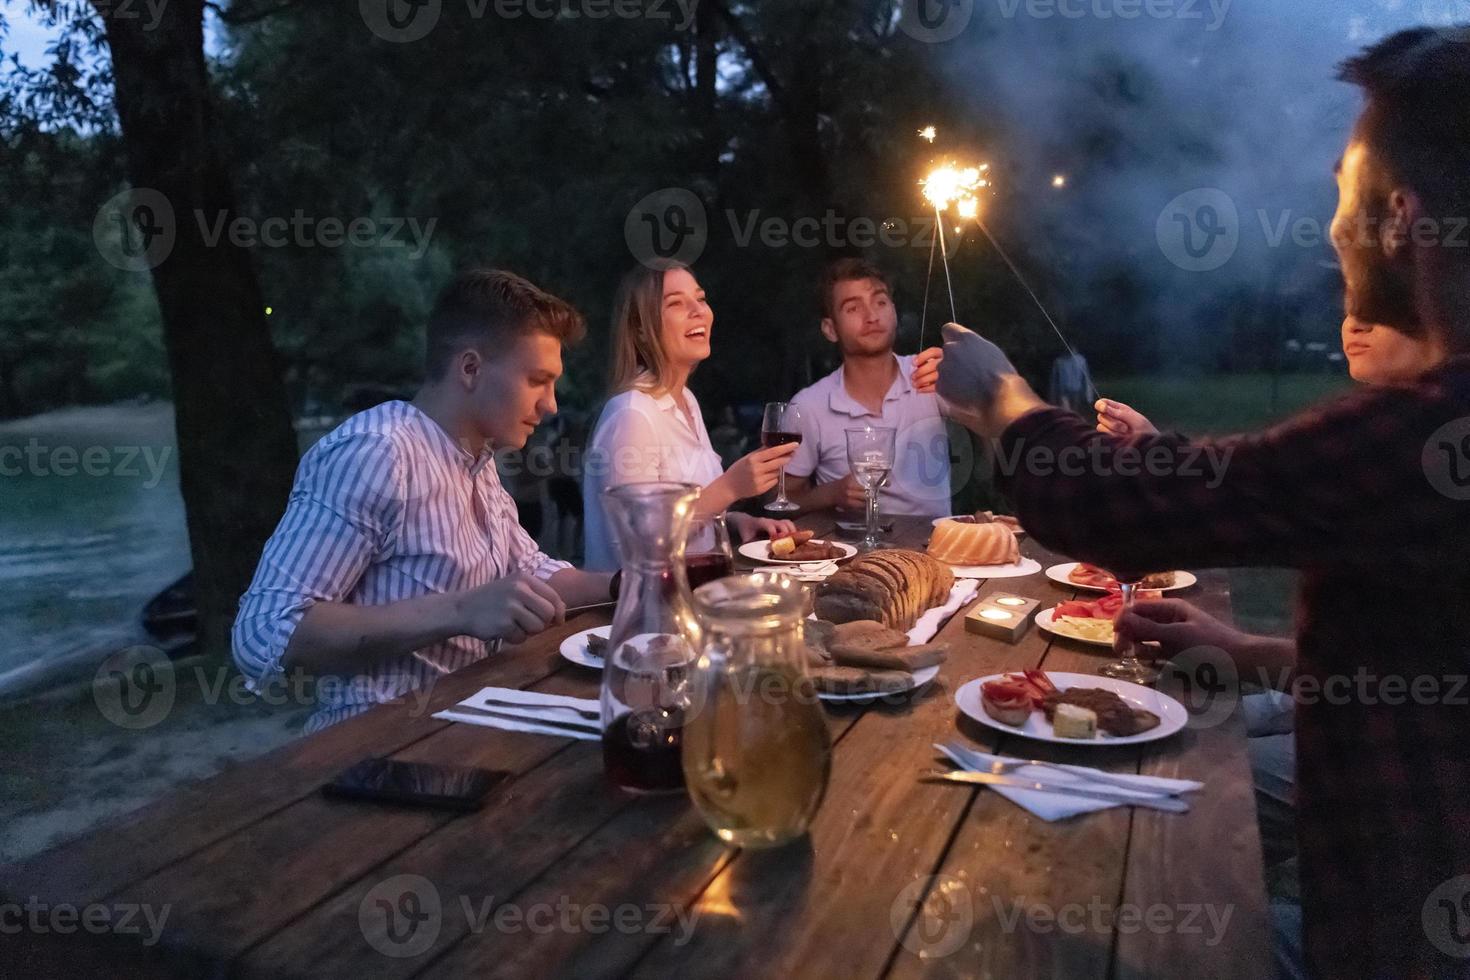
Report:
582,380,726,571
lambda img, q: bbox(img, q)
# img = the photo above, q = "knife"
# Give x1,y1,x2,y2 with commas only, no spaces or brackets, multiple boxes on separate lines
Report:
922,769,1190,813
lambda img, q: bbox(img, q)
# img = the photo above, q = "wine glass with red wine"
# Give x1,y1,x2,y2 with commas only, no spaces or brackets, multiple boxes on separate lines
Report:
762,402,803,513
684,515,735,590
1098,572,1160,685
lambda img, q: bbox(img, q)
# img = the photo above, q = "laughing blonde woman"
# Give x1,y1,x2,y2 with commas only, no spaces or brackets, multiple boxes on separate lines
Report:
582,264,798,571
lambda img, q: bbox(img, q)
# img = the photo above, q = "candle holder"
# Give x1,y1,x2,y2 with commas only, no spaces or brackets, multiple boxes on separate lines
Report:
964,592,1041,643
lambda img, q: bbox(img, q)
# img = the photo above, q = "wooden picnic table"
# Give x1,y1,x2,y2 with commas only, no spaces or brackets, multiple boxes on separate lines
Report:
3,513,1272,979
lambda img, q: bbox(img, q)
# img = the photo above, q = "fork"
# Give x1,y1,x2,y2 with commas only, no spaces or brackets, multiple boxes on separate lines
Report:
936,742,1184,797
478,698,601,721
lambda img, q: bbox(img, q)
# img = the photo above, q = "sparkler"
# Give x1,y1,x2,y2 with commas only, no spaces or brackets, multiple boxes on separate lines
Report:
916,128,1098,402
917,161,986,348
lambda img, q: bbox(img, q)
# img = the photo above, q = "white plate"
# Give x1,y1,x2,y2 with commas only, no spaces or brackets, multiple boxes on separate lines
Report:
1045,562,1197,593
955,672,1187,746
931,516,1026,538
818,664,940,703
941,556,1042,580
559,626,611,669
1035,607,1114,647
739,539,857,566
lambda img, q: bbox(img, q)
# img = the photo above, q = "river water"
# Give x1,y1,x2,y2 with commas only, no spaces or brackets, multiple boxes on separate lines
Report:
0,402,191,694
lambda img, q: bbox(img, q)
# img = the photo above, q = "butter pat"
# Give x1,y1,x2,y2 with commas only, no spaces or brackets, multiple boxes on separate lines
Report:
1052,703,1098,740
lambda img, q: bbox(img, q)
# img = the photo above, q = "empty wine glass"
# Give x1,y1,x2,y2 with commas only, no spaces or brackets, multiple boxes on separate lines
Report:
844,426,896,552
762,402,803,513
1099,572,1161,684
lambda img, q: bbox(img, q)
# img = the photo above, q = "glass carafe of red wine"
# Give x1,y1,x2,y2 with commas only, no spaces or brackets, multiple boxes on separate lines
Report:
600,482,705,794
683,572,831,847
685,514,736,590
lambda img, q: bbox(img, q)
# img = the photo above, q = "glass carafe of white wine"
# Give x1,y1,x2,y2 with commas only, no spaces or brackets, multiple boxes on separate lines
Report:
683,573,831,848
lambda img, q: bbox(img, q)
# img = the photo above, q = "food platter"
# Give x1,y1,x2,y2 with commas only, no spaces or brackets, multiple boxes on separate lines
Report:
955,672,1188,746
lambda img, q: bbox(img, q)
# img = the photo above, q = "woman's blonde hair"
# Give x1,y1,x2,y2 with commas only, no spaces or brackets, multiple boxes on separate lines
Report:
608,263,690,396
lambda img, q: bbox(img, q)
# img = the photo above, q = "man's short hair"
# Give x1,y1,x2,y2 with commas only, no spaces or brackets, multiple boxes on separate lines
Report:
1338,28,1470,235
819,257,891,320
425,268,586,379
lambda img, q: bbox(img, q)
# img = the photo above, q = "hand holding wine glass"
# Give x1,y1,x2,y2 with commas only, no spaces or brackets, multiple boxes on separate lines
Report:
1099,571,1161,685
762,402,804,513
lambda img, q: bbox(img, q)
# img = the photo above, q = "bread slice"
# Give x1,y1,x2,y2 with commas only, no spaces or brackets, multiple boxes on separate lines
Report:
830,620,908,649
864,553,916,626
923,552,955,606
819,569,893,625
831,641,948,672
853,557,907,625
813,593,883,626
802,620,836,668
810,665,915,696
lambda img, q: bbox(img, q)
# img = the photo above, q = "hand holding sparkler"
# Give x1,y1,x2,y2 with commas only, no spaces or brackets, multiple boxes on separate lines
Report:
915,127,1100,405
935,322,1047,439
911,347,944,393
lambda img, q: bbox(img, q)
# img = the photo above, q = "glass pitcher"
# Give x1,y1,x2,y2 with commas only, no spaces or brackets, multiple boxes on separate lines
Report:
683,573,832,848
600,482,704,794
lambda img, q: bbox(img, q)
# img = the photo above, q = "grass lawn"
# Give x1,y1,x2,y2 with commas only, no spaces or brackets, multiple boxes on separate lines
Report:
1092,371,1353,637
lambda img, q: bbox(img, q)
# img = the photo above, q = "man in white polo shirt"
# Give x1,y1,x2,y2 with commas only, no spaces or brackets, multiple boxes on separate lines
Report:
784,258,950,518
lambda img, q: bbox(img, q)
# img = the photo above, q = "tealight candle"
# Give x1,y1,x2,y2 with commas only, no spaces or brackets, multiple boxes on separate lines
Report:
966,593,1041,643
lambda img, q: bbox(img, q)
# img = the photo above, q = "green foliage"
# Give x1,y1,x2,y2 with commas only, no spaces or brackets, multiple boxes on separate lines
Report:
0,127,167,417
1,1,1350,421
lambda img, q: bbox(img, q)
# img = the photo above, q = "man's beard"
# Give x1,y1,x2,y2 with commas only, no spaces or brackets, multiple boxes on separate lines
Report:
839,331,896,359
1345,250,1423,337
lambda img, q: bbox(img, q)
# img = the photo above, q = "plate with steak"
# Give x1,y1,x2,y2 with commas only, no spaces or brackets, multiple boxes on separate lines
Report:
1046,562,1196,593
559,626,611,669
956,671,1187,745
742,534,857,565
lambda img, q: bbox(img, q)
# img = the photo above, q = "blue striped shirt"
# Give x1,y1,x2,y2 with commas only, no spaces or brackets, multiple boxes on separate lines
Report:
231,400,569,732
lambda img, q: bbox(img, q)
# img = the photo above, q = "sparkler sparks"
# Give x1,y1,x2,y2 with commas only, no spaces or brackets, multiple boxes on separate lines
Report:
913,129,1096,401
920,164,984,216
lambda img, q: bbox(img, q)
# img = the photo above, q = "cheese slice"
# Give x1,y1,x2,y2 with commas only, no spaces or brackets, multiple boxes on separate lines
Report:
1052,703,1098,740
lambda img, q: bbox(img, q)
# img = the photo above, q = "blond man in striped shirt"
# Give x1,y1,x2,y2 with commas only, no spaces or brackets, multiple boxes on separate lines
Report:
233,269,614,732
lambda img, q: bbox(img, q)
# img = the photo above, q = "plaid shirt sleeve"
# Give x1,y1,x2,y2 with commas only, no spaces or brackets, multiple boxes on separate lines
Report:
995,379,1465,578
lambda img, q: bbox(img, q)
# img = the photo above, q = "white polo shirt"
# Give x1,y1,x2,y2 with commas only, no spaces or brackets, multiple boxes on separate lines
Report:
787,354,952,518
582,379,726,572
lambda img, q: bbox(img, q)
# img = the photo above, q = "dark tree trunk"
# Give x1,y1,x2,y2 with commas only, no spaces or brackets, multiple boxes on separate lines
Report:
95,0,298,657
693,1,720,179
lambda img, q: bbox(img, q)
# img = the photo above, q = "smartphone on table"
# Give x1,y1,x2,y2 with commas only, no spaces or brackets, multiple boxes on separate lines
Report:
322,757,510,812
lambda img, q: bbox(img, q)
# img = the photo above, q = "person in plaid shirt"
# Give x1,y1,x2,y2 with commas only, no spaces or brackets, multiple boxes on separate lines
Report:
937,27,1470,980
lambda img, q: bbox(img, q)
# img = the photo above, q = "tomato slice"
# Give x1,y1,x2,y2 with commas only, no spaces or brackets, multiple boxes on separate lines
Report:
1023,670,1058,694
981,679,1032,708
